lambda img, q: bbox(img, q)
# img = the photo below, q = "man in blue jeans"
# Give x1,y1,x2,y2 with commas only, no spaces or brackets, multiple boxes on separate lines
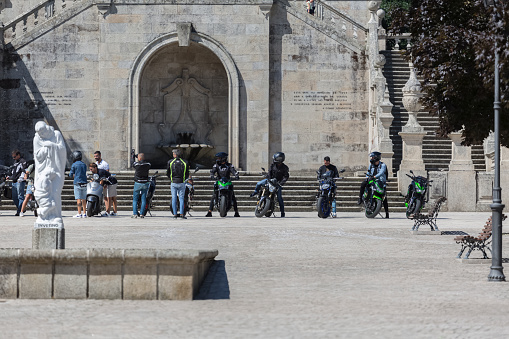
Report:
166,149,189,219
132,153,151,218
9,150,27,216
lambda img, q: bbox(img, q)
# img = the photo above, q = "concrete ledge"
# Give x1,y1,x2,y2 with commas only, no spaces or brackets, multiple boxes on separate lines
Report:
457,258,491,264
0,249,218,300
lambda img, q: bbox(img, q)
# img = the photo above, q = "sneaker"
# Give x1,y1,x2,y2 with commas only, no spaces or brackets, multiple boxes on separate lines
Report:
110,212,117,216
82,214,87,218
181,215,187,219
234,212,240,217
14,212,19,216
131,215,138,219
331,212,337,218
20,212,24,217
101,212,110,217
385,213,390,219
73,214,82,218
140,215,145,219
205,211,212,217
173,215,178,219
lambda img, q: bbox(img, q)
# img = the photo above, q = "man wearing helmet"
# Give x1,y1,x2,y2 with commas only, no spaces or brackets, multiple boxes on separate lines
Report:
69,151,88,218
167,149,190,219
358,151,389,218
250,152,290,217
205,152,240,217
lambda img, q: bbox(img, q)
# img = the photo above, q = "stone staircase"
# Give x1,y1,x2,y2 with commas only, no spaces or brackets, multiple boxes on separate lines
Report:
381,50,486,173
0,171,407,214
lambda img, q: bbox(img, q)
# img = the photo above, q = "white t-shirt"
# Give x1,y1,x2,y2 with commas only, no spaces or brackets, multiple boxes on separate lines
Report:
96,160,109,171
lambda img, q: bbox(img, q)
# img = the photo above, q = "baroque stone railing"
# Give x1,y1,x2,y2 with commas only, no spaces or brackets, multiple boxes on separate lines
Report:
0,248,218,300
314,0,367,41
383,32,411,51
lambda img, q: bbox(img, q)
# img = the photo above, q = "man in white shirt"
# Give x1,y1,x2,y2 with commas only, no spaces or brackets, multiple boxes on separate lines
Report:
94,150,117,216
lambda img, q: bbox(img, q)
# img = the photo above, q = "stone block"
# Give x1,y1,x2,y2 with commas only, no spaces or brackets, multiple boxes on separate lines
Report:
18,249,53,299
88,249,123,300
32,228,65,249
0,249,19,299
53,250,88,299
123,250,157,300
448,170,476,212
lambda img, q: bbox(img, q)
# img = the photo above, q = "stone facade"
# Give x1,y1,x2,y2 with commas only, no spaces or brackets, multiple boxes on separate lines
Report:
0,0,370,172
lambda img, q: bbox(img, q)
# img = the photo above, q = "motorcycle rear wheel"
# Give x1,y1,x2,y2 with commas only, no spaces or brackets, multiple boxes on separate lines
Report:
255,197,271,218
86,201,94,218
406,199,421,219
365,198,382,218
219,195,228,217
317,196,331,218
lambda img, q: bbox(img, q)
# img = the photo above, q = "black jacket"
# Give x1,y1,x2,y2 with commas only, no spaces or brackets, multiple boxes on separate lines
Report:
167,158,189,184
210,162,239,180
10,157,27,182
268,163,289,185
318,164,339,179
133,161,151,183
97,169,118,185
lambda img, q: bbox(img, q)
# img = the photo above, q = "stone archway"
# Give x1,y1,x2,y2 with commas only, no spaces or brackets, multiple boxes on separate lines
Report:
128,32,239,168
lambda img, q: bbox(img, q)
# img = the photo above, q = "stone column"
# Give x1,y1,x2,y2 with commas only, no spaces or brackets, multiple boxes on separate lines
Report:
398,67,426,194
447,131,476,211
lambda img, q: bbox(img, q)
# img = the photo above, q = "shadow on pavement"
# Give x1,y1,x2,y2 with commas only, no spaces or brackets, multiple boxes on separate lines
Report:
441,231,469,236
195,260,230,300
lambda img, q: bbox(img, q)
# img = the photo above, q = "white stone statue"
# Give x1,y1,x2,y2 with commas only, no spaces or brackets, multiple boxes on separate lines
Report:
33,121,66,226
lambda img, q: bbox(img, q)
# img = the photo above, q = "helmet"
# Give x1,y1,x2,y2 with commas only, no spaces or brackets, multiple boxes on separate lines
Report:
71,151,82,162
215,152,228,164
369,151,381,164
273,152,285,164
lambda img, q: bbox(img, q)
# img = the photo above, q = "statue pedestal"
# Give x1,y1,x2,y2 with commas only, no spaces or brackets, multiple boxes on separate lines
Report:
33,223,65,249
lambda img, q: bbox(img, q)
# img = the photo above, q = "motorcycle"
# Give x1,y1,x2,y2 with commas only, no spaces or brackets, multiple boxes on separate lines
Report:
138,171,159,217
254,168,281,218
169,168,199,217
85,174,113,217
361,173,386,218
212,174,237,218
405,170,431,218
316,169,345,218
0,165,11,207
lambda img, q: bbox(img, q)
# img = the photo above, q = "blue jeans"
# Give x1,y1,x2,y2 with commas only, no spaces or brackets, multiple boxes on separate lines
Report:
133,182,150,215
255,179,284,213
171,183,186,215
12,182,26,213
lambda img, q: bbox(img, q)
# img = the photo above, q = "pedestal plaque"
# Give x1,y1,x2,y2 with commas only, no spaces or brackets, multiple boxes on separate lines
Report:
32,223,65,249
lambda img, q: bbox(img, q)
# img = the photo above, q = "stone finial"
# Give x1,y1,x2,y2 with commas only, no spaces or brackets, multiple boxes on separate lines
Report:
374,53,386,68
402,67,423,112
368,1,380,12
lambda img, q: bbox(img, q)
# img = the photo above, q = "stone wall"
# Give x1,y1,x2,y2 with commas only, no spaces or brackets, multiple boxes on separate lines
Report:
1,0,370,172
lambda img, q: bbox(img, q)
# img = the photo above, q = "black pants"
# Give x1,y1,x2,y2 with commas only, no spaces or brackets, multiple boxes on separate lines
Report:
359,180,389,214
208,187,238,212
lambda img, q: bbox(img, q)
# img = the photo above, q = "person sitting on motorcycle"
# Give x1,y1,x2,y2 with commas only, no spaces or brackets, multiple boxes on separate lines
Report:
357,151,389,218
88,163,118,216
250,152,290,218
317,156,340,218
205,152,240,217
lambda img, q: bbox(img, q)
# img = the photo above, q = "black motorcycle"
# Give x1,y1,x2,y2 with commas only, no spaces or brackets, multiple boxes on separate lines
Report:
0,165,11,207
138,171,159,217
254,168,281,218
361,173,386,218
405,170,431,218
316,169,345,218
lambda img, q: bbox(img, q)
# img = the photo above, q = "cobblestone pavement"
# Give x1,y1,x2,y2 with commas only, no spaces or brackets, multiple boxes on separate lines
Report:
0,210,508,338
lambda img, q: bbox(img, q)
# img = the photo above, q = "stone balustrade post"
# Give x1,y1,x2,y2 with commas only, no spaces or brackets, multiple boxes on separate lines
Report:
398,66,426,194
447,131,476,211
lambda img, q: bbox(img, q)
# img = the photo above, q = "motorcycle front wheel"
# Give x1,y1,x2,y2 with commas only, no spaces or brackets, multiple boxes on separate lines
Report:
365,198,382,218
86,201,94,218
255,197,271,218
317,196,331,218
219,195,228,217
406,199,421,219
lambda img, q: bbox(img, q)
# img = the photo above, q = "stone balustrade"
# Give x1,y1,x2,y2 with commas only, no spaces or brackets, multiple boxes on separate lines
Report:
383,32,411,51
0,248,218,300
315,0,367,41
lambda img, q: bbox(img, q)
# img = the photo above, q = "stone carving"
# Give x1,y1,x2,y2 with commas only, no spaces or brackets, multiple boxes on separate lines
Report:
401,66,424,132
33,121,66,228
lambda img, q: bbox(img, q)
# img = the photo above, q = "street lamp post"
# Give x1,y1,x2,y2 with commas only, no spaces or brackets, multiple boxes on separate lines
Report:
484,0,506,282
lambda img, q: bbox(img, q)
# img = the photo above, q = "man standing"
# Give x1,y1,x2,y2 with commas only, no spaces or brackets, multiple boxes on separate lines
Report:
94,150,117,216
69,151,88,218
317,156,340,218
167,149,189,219
9,150,27,216
132,153,151,218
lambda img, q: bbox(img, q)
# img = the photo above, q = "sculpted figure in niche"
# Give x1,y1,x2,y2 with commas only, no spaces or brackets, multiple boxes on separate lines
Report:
158,69,213,145
33,121,66,224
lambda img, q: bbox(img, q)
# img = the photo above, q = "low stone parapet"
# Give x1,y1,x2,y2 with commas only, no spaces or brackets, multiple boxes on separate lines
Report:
0,248,218,300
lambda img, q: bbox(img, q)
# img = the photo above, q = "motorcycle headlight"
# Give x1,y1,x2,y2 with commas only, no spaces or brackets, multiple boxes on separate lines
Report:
415,187,423,193
269,184,276,192
321,184,330,190
93,174,99,180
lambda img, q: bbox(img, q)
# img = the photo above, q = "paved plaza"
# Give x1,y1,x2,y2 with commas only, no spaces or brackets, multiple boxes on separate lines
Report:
0,210,508,338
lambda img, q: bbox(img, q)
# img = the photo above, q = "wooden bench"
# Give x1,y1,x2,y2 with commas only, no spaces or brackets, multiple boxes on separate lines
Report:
455,215,507,259
411,196,447,231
